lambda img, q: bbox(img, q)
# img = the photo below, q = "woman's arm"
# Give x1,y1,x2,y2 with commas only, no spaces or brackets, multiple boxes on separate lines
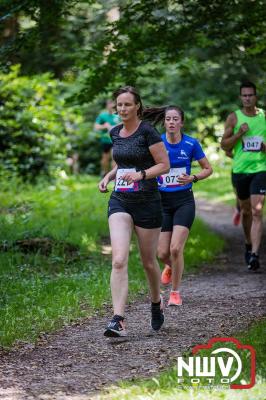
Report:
98,164,117,192
177,157,212,185
194,157,213,180
122,142,170,183
144,141,170,178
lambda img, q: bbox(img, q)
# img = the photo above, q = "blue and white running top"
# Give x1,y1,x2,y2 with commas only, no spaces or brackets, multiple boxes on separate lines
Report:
158,133,205,192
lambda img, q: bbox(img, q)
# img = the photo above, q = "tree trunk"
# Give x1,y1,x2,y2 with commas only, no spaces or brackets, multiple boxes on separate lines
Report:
38,0,63,77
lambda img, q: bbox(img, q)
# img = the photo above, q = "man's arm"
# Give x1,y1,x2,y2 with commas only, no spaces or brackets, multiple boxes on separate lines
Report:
221,112,249,151
94,113,112,132
94,121,112,131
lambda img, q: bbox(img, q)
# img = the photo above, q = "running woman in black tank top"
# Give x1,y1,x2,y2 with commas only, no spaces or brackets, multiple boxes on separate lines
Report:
98,86,169,337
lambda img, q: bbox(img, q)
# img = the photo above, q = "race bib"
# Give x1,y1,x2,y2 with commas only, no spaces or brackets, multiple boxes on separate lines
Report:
159,167,187,187
242,136,263,152
115,168,139,192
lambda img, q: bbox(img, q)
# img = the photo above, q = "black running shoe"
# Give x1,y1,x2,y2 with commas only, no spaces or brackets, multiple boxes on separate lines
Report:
248,253,260,271
151,296,164,331
244,244,252,265
104,315,127,337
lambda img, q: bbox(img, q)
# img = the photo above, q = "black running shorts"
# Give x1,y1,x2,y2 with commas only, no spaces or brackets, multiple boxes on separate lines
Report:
108,193,163,229
160,189,195,232
232,171,266,200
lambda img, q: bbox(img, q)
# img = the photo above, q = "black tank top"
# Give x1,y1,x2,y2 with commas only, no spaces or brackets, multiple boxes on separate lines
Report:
110,121,162,202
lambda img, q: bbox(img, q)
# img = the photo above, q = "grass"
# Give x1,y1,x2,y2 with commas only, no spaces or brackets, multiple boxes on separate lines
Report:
193,161,236,206
93,318,266,400
0,175,224,347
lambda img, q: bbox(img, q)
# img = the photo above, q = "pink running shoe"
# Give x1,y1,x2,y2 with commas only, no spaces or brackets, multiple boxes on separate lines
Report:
161,265,172,285
168,291,182,306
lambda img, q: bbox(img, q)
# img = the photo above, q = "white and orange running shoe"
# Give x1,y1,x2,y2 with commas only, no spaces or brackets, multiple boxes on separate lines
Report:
168,291,182,306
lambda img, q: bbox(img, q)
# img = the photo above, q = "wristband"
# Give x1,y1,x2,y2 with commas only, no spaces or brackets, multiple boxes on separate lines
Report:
192,175,198,183
140,170,146,180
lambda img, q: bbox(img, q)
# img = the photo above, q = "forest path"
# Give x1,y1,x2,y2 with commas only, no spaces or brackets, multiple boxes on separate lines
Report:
0,198,265,400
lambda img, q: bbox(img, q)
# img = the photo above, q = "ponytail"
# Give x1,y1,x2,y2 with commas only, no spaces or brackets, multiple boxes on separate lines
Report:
143,105,184,126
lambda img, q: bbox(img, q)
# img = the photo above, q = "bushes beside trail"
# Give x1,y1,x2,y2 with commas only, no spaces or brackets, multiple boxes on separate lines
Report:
0,65,101,180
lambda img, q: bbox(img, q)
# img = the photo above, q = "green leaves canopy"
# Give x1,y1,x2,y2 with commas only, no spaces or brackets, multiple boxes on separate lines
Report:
75,0,266,101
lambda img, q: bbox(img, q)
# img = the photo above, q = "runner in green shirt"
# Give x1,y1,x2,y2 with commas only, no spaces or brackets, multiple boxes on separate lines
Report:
94,100,121,177
221,81,266,271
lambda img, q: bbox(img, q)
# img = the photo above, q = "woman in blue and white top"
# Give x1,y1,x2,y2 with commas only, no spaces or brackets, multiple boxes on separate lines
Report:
144,105,212,306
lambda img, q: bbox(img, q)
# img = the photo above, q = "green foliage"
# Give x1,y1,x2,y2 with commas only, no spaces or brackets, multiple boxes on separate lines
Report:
136,58,265,141
0,1,115,77
2,1,266,100
237,319,266,381
0,0,79,76
0,175,223,347
66,120,102,175
0,66,70,178
1,0,265,150
75,0,266,102
0,65,102,179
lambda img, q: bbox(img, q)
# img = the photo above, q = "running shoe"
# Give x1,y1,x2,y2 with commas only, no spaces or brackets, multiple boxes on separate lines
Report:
161,264,172,285
151,296,164,331
104,315,127,337
168,291,182,306
232,208,241,226
248,253,260,271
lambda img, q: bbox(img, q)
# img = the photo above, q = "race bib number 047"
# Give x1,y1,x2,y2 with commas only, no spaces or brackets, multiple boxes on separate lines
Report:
242,136,263,152
115,168,139,192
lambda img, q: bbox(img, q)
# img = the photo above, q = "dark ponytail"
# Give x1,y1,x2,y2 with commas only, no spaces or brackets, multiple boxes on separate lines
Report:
112,86,184,125
143,105,185,126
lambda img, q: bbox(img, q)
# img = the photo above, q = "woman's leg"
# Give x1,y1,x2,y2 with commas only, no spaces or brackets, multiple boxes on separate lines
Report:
170,225,190,291
157,231,173,285
135,226,161,302
135,225,164,331
157,231,172,265
109,212,133,316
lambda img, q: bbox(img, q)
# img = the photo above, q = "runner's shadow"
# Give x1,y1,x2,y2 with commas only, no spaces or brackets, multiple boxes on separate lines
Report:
106,330,166,345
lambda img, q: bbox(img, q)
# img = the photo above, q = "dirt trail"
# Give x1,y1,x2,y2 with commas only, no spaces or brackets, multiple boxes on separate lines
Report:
0,199,265,400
